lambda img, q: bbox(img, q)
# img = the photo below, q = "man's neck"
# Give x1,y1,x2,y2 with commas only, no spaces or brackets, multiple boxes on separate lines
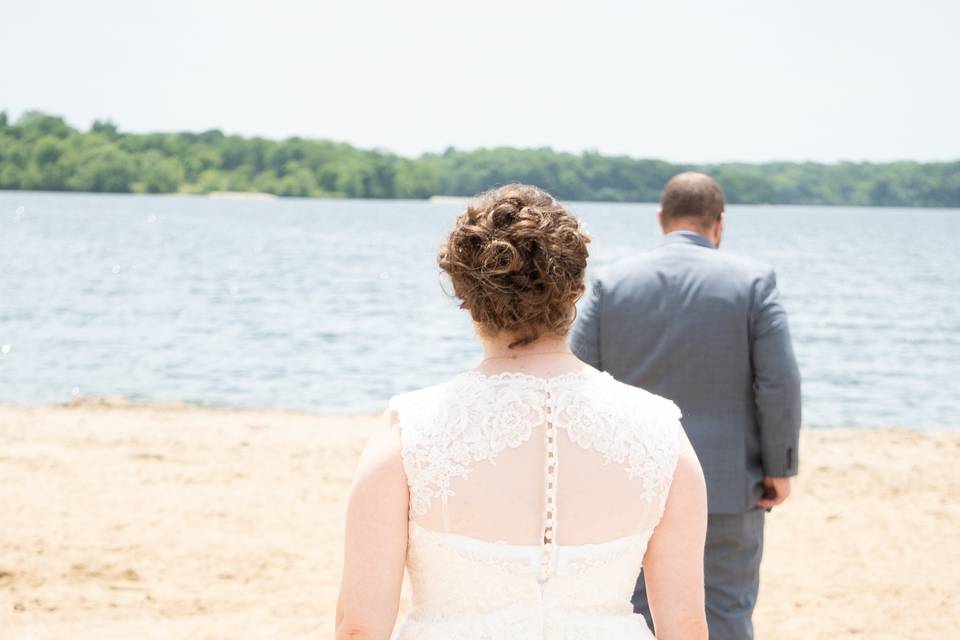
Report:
662,225,719,248
664,225,709,237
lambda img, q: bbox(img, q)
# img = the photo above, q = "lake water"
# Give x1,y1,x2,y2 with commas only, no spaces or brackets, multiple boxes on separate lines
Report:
1,192,958,428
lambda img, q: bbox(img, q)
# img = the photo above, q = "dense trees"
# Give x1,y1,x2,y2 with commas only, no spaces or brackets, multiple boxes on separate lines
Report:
0,110,957,206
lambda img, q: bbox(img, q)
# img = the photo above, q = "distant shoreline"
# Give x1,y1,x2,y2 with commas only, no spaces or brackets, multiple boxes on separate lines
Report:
3,110,959,207
206,191,277,201
2,189,959,210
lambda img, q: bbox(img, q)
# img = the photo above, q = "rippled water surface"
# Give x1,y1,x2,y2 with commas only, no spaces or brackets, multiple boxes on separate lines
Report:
2,192,957,428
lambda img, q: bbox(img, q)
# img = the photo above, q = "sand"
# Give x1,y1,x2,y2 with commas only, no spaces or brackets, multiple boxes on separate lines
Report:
1,401,958,639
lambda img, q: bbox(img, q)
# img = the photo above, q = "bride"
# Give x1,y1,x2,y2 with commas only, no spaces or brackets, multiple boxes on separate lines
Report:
335,184,708,639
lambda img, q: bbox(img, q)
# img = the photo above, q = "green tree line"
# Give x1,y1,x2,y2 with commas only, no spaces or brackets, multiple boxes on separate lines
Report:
1,110,958,206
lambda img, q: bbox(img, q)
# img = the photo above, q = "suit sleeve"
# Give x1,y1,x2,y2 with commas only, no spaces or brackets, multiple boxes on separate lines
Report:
569,272,603,369
750,268,802,477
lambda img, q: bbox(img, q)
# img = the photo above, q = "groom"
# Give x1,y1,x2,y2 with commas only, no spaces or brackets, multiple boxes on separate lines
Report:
569,172,801,640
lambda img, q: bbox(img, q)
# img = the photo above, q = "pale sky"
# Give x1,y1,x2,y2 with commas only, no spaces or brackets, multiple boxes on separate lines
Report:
2,0,958,163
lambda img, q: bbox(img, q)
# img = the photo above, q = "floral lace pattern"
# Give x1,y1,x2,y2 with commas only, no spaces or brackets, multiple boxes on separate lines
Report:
387,369,682,640
389,370,682,518
390,373,549,516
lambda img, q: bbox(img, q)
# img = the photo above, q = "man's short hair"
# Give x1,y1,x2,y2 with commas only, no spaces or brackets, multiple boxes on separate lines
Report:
660,172,725,225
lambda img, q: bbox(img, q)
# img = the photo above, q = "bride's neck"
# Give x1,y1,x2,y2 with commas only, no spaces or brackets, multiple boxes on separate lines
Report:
479,332,573,362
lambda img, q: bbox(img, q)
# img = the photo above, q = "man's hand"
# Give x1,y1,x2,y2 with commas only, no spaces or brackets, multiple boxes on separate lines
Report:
757,476,791,510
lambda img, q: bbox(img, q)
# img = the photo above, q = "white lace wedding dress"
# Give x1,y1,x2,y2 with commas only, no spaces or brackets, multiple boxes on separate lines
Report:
387,368,683,639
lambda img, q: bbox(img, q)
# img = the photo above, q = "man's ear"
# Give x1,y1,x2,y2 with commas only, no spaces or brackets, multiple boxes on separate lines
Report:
657,210,667,233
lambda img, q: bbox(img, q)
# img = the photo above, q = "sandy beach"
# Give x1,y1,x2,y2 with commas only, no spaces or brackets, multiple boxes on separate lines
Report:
1,401,957,639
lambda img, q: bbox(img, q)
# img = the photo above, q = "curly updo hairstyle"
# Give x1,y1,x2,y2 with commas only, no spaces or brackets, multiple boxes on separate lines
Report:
438,184,590,349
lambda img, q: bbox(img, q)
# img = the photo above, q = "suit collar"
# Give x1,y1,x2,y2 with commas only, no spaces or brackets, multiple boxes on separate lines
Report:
657,229,716,249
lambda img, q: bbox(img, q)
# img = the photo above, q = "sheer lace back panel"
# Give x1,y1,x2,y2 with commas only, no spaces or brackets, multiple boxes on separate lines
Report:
388,369,683,640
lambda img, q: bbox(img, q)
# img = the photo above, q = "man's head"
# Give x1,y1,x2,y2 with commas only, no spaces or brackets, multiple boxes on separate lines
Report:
658,171,725,247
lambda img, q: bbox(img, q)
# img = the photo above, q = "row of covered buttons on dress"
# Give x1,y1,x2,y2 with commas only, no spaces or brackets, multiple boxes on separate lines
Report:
538,389,558,584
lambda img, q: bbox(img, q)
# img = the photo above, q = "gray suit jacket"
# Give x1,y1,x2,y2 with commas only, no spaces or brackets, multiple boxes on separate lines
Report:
570,230,801,514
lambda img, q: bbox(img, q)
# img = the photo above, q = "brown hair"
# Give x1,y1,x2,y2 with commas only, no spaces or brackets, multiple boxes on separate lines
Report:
661,171,725,225
438,184,590,349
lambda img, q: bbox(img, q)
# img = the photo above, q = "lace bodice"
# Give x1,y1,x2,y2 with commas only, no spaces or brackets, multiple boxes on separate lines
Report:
388,369,683,639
